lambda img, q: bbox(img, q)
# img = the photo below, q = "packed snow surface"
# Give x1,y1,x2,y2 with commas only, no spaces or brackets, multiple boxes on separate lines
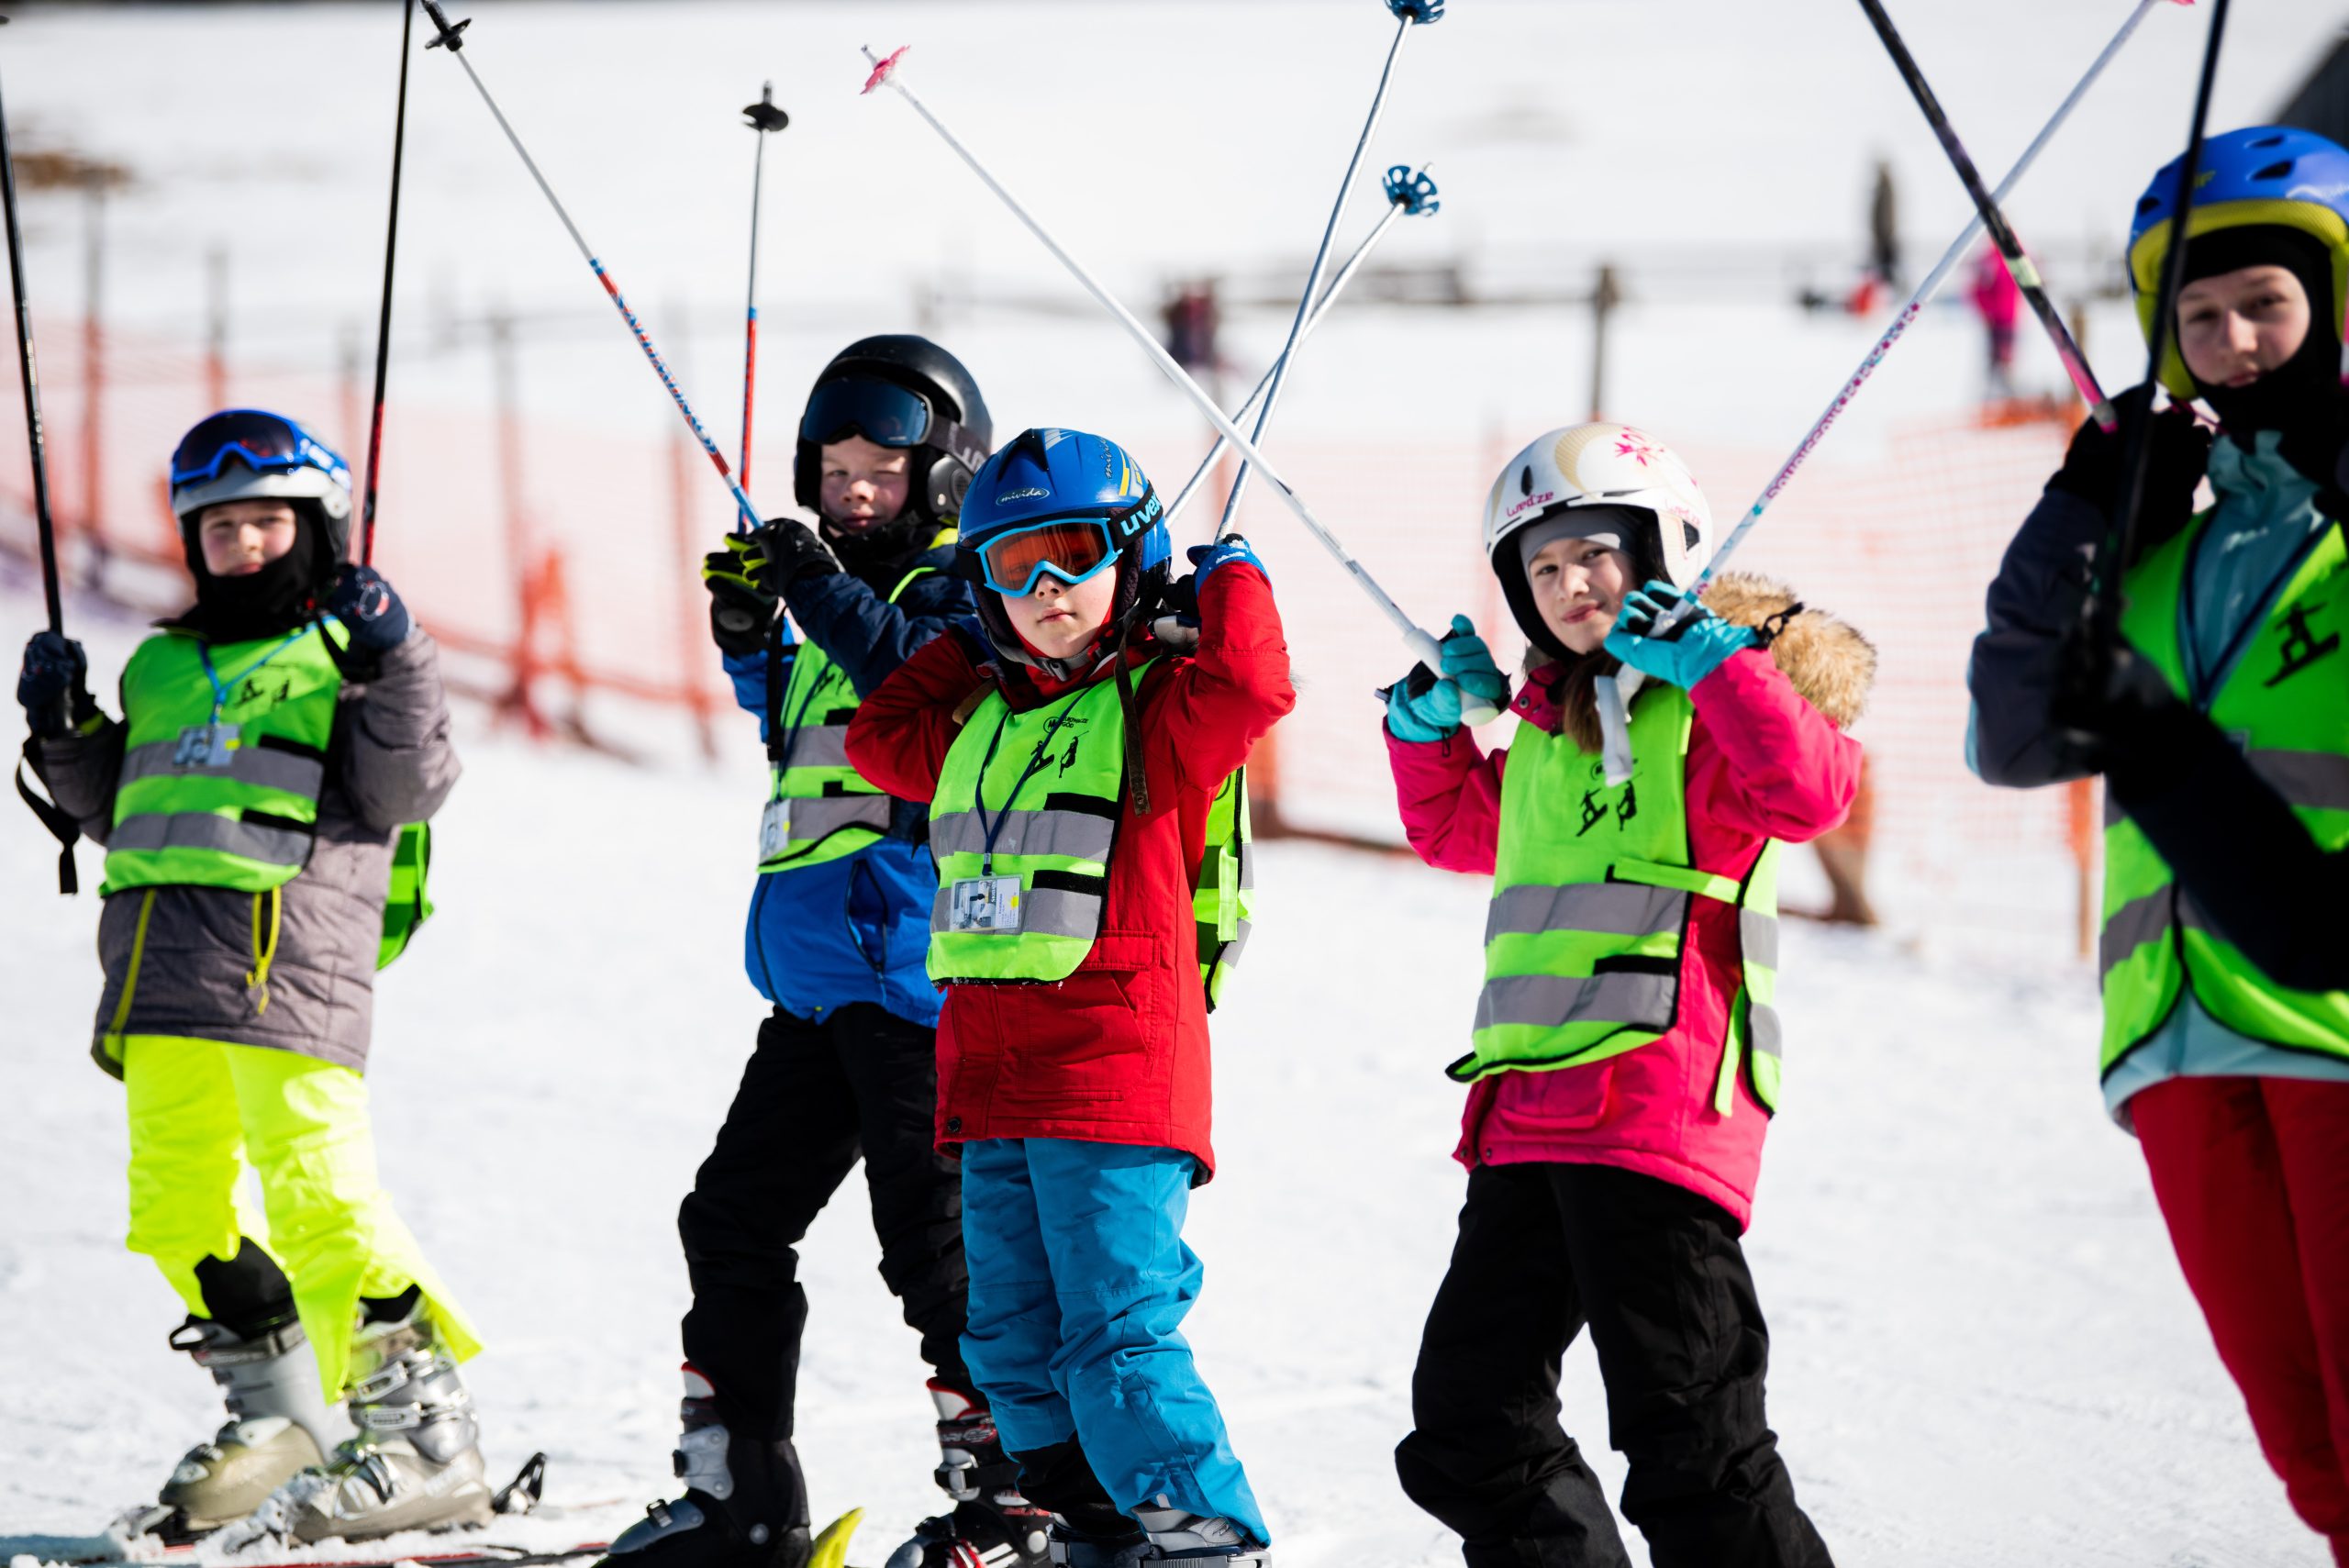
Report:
3,0,2343,1562
0,595,2322,1567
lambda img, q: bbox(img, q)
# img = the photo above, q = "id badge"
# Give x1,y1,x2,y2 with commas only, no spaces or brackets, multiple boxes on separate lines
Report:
758,799,791,860
173,722,241,769
947,875,1023,933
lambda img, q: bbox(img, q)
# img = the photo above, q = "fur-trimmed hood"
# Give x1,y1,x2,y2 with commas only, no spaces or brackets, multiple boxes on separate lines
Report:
1700,572,1875,728
1519,571,1876,734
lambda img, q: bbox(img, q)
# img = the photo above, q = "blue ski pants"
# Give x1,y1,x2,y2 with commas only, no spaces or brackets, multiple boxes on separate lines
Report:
961,1137,1267,1544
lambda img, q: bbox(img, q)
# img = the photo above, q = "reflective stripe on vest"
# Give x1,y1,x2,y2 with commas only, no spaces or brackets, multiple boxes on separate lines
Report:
2099,510,2349,1071
103,626,342,895
1195,767,1252,1009
1455,683,1785,1112
925,669,1142,984
757,561,940,873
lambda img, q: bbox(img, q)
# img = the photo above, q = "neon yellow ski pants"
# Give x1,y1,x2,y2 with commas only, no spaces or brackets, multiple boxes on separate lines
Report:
120,1035,482,1398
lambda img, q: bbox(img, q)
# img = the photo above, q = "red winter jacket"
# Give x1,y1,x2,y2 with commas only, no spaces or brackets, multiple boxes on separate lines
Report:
1389,584,1868,1229
846,563,1294,1179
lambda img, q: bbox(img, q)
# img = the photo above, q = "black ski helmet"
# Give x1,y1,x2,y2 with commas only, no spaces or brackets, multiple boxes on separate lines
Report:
794,335,993,527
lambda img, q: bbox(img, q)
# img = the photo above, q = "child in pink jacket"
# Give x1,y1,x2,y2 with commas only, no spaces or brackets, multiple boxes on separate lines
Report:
1384,424,1873,1568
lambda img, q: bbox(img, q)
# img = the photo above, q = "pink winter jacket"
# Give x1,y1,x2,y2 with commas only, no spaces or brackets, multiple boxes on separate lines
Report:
1389,581,1870,1229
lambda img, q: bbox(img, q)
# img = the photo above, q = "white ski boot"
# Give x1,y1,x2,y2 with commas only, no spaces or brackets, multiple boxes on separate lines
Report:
1049,1510,1269,1567
265,1304,495,1542
126,1316,340,1543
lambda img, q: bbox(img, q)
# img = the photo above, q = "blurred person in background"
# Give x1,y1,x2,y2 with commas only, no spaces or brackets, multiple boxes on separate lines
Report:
1967,127,2349,1562
1970,243,2022,403
15,408,483,1545
605,338,1054,1568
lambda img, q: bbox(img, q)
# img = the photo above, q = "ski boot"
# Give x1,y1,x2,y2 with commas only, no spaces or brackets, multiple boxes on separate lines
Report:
601,1365,810,1568
1049,1513,1268,1568
123,1315,340,1544
885,1383,1052,1568
268,1298,495,1541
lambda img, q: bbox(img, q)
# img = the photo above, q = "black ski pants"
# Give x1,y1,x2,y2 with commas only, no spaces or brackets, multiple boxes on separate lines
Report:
678,1002,971,1448
1396,1162,1832,1568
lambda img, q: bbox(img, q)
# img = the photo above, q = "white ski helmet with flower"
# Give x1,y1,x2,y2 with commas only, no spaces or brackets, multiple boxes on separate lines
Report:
1482,422,1713,591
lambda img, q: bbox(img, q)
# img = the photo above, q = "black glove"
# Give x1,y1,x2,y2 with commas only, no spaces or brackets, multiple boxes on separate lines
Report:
17,629,95,739
2050,626,2192,775
750,517,841,594
2045,383,2212,552
703,533,781,659
325,563,413,654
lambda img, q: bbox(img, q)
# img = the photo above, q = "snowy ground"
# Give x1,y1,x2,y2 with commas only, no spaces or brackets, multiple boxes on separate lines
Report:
4,0,2345,1562
0,588,2323,1567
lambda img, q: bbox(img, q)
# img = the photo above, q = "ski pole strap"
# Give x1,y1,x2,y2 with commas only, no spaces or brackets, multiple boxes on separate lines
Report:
17,751,79,895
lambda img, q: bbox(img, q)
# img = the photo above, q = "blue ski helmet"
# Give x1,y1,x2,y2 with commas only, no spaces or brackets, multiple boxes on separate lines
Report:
168,408,354,566
956,427,1169,667
2129,125,2349,396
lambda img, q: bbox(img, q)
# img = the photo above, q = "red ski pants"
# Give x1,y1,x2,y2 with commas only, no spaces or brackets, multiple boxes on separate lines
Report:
2134,1076,2349,1563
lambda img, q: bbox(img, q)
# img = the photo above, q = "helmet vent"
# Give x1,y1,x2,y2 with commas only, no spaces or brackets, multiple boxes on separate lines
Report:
1684,522,1701,550
2251,134,2286,149
2253,159,2296,182
2135,195,2161,217
1520,464,1533,496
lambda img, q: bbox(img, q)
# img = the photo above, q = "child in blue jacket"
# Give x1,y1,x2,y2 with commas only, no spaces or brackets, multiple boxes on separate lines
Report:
607,337,1047,1568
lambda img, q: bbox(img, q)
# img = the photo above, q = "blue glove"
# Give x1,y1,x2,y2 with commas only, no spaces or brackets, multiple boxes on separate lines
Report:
1603,581,1757,690
1436,614,1509,717
1386,664,1462,743
326,563,413,654
1188,536,1266,586
17,630,93,739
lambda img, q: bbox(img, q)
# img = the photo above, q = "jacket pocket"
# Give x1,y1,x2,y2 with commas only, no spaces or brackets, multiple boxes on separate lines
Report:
996,929,1163,1108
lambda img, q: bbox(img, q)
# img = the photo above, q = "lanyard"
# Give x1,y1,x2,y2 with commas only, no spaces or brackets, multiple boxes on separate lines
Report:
971,683,1091,876
195,627,315,723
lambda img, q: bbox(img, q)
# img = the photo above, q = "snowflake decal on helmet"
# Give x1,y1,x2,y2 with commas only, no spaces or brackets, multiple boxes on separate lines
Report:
1613,428,1665,468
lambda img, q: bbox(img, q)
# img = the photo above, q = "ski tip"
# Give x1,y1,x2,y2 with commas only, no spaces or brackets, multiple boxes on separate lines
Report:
809,1508,864,1568
861,46,908,95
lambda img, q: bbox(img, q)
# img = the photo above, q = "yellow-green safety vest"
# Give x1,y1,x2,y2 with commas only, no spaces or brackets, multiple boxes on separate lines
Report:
1454,683,1784,1114
757,562,937,873
105,625,342,895
2099,510,2349,1072
927,658,1252,1004
104,623,434,971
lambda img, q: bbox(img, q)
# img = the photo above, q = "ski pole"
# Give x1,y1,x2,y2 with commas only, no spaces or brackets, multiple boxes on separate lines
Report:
420,0,762,531
1165,162,1440,534
740,82,789,490
0,20,58,637
1698,0,2173,597
1216,0,1442,540
860,45,1469,701
358,0,417,565
2,15,85,895
2087,0,2230,670
1858,0,2117,432
1594,0,2177,784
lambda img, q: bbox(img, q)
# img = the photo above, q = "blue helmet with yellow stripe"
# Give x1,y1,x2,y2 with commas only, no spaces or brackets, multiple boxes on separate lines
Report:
2129,125,2349,397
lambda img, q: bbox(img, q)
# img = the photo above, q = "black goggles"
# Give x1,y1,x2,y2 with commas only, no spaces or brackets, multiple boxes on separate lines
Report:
800,377,938,449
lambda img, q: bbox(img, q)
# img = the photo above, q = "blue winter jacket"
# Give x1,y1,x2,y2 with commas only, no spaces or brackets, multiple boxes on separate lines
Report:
726,531,974,1028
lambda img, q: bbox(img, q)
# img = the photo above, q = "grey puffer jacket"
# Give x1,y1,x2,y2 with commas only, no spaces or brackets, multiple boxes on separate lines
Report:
29,625,460,1077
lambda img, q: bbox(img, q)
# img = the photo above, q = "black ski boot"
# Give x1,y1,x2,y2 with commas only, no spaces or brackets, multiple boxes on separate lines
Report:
885,1382,1052,1568
600,1367,810,1568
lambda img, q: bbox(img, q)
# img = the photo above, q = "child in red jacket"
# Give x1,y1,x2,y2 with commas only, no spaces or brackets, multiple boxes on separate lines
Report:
846,428,1292,1567
1386,424,1872,1568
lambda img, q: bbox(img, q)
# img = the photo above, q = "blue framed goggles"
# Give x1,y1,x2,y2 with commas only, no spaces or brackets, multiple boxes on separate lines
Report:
170,409,346,488
973,490,1163,596
974,515,1121,596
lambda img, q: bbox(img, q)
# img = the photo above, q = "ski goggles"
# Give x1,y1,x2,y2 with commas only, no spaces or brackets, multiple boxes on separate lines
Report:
799,377,939,449
170,410,345,488
972,494,1162,596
